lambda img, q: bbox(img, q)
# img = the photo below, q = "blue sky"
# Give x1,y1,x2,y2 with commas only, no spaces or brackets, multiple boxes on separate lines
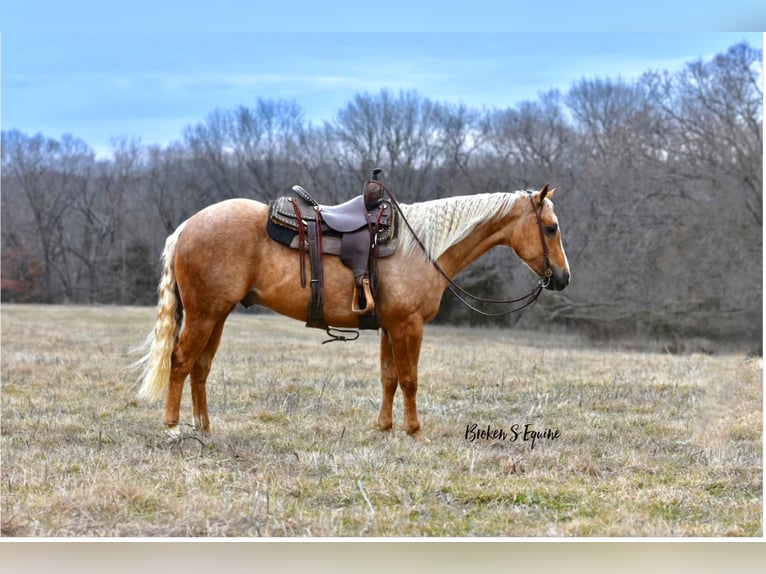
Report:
1,2,763,155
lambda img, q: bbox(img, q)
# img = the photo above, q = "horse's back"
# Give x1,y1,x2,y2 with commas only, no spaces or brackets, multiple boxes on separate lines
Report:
187,197,267,226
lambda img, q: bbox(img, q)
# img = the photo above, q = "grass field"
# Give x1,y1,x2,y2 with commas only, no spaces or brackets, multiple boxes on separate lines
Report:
0,304,761,537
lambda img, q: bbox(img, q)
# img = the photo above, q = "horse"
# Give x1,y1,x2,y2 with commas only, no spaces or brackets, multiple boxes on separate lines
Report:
136,184,570,442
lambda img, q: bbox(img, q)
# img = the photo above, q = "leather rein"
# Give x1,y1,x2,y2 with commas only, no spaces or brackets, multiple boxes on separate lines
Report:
382,182,553,316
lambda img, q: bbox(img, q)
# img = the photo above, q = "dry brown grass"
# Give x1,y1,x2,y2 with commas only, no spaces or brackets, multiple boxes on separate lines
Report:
1,304,761,537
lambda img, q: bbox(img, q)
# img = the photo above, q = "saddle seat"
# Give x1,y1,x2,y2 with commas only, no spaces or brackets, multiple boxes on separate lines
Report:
318,195,370,233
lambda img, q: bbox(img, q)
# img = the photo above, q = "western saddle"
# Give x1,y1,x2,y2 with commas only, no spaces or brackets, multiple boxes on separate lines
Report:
266,170,398,335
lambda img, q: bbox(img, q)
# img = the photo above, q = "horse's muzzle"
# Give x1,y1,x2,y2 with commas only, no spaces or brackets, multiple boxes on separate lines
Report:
544,268,570,291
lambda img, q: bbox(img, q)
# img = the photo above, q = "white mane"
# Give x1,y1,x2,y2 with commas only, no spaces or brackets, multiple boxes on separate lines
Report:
397,192,522,260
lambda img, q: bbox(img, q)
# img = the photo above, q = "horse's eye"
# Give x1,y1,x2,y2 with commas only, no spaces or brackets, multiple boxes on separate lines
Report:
544,224,558,237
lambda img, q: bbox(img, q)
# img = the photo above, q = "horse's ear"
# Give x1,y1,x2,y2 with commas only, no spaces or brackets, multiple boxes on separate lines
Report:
537,183,555,204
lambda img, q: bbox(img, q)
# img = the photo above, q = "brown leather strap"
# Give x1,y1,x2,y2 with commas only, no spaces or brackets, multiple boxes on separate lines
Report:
289,198,307,288
306,215,326,329
306,211,327,329
530,194,553,281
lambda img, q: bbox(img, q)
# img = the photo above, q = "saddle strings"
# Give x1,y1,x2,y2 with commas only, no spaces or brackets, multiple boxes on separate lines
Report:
377,181,546,317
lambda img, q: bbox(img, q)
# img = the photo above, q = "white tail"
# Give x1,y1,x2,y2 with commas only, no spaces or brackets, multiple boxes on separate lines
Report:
136,222,187,402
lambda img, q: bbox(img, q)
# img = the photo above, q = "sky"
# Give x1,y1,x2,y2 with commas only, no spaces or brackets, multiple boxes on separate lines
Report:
1,2,763,156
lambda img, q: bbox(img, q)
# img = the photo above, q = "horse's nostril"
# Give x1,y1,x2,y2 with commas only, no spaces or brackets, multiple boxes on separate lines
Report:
547,269,570,291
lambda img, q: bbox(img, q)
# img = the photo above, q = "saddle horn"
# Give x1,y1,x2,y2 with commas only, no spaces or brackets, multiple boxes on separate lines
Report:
365,168,385,211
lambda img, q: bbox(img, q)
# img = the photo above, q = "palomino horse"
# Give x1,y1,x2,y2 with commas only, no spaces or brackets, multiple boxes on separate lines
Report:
137,184,570,441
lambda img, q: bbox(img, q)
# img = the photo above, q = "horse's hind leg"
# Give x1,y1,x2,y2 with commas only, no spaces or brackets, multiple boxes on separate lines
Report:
377,329,398,432
189,316,227,433
164,314,218,434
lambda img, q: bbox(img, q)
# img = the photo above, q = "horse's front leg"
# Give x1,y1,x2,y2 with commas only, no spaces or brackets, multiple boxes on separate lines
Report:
377,329,398,433
388,316,429,442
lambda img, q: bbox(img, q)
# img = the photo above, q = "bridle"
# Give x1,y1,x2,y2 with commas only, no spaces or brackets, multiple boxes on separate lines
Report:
531,193,554,289
381,180,555,316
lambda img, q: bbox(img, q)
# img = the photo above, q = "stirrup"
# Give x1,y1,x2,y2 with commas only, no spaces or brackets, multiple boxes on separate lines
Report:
352,278,375,315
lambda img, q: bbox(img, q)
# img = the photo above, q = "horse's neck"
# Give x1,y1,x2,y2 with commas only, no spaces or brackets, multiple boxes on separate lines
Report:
436,214,512,278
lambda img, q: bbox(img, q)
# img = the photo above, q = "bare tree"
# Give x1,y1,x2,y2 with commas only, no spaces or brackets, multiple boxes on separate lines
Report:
230,98,305,198
183,99,307,202
644,41,762,224
328,89,452,201
1,131,88,301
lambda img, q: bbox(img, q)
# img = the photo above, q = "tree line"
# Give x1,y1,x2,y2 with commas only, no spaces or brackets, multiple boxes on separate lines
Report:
1,41,761,350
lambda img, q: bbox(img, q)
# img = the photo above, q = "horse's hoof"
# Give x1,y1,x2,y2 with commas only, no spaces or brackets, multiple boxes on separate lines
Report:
376,420,394,433
192,420,211,434
410,430,431,443
165,425,181,439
